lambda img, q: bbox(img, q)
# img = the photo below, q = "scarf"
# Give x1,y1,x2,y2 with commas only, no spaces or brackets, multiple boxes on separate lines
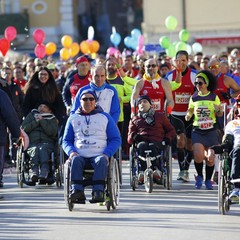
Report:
143,73,161,89
31,109,55,119
138,107,155,126
90,82,106,91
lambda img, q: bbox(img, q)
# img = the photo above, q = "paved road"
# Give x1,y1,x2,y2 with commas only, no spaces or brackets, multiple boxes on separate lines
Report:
0,160,240,240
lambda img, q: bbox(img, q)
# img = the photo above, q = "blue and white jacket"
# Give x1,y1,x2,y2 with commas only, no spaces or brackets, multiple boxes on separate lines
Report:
70,82,120,123
62,106,121,158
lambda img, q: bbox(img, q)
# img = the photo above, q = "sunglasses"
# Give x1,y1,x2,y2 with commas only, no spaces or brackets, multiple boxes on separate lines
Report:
81,97,95,102
194,81,205,86
209,64,219,70
146,64,157,68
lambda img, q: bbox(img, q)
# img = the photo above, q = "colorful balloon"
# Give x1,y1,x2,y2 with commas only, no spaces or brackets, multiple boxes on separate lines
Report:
192,42,203,54
159,36,171,49
34,44,46,59
131,28,141,39
179,29,190,42
33,29,45,44
88,40,100,53
175,41,187,52
110,32,121,47
61,35,72,48
45,42,57,55
4,26,17,41
0,38,10,56
60,48,70,60
166,44,176,58
124,36,132,48
106,47,118,56
165,16,178,31
69,42,80,57
80,40,90,54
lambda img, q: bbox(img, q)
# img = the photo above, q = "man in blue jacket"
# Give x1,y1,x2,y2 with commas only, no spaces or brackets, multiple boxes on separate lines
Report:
62,89,121,203
0,89,20,195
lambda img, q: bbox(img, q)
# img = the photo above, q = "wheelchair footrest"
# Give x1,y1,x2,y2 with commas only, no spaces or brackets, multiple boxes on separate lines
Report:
71,199,86,204
24,181,36,186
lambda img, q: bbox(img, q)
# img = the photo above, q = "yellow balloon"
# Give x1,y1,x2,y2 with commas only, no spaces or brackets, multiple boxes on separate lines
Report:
60,48,70,60
69,42,80,57
89,40,100,53
80,40,91,54
61,35,73,48
45,42,57,55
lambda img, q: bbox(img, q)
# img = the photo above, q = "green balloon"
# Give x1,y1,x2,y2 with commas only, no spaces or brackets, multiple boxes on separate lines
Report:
179,29,190,42
166,44,176,57
165,16,178,31
175,41,187,52
159,36,170,49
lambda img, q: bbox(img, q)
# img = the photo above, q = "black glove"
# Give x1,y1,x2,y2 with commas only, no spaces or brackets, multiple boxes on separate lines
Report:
220,91,231,100
210,145,223,154
162,137,170,146
133,134,142,143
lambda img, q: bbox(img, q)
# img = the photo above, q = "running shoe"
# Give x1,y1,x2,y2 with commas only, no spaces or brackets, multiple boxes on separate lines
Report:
195,175,203,189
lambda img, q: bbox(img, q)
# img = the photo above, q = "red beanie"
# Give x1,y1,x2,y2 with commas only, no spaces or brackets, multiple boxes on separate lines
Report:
76,56,88,65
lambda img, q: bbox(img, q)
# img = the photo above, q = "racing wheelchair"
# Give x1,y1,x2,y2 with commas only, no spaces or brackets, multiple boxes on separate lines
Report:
213,146,240,214
129,141,172,193
64,156,120,211
16,130,64,188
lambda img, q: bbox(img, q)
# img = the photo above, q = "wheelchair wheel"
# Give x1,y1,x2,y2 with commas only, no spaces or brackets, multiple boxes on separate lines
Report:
64,160,74,211
163,146,171,190
16,143,24,188
218,160,227,215
56,146,64,188
144,169,153,193
107,158,120,210
129,146,138,191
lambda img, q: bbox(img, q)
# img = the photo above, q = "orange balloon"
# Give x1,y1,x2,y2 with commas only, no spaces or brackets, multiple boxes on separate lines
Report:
45,42,57,55
60,48,70,60
89,40,100,53
69,42,80,57
61,35,72,48
80,40,90,54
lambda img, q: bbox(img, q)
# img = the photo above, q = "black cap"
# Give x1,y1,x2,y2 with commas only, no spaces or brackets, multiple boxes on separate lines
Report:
137,95,152,105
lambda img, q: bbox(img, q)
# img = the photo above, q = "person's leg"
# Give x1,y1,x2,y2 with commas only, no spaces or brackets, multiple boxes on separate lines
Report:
38,143,54,179
27,146,40,181
70,155,86,202
70,156,86,191
0,146,5,187
91,155,108,192
193,143,205,189
231,147,240,188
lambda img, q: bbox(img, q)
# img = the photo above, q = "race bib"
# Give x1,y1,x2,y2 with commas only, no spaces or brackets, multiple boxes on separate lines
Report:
175,92,191,104
197,118,214,130
151,99,161,111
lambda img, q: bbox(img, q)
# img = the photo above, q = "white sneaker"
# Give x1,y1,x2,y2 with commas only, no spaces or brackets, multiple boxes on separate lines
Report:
177,170,189,182
229,188,240,203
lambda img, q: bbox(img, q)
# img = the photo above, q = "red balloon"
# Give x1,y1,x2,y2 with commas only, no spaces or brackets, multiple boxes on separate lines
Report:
34,44,46,59
0,38,10,56
33,29,45,44
4,26,17,41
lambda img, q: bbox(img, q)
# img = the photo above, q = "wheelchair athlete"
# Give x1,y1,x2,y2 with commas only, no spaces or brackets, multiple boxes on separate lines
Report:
128,95,176,183
21,102,58,182
213,95,240,203
62,89,121,203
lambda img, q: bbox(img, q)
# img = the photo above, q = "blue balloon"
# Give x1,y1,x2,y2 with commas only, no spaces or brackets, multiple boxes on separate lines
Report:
131,28,141,39
110,32,121,47
124,36,132,48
